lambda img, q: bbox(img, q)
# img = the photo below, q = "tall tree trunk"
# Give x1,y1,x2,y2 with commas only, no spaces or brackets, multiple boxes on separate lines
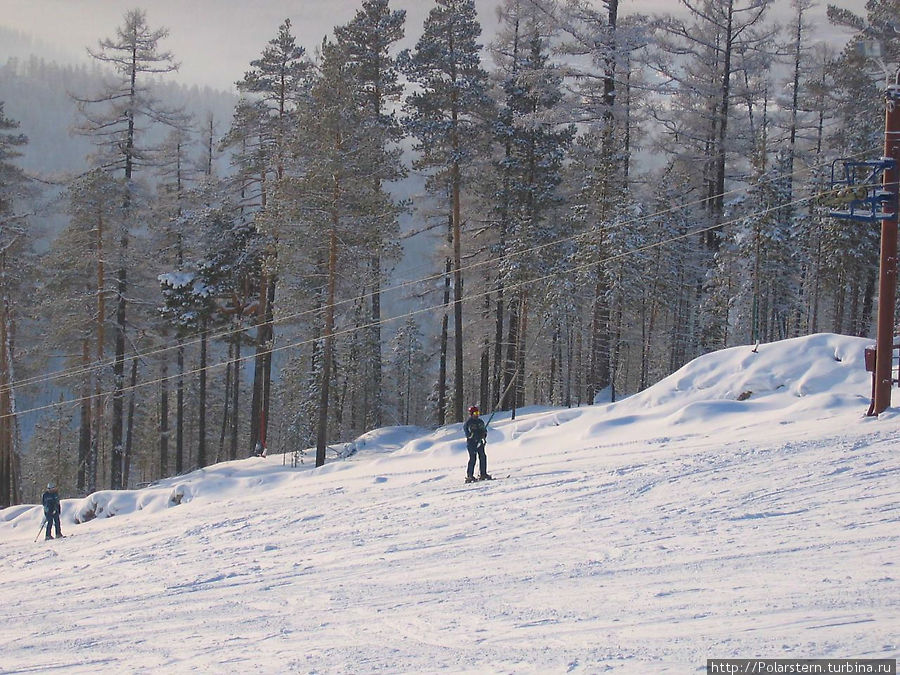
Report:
451,159,464,423
492,282,505,412
437,215,452,426
111,48,138,491
90,364,102,494
480,290,491,410
502,296,519,411
176,341,184,474
231,333,241,461
437,309,449,425
316,226,338,467
623,59,632,186
860,270,876,338
0,283,17,507
516,293,528,410
218,346,233,464
565,316,574,408
250,269,267,450
123,357,137,488
550,322,560,406
78,337,91,494
710,0,735,250
834,270,846,334
406,328,415,425
641,233,663,391
159,354,169,477
849,277,860,338
589,262,611,402
197,318,208,468
111,257,126,490
261,275,275,449
611,270,625,402
592,7,615,404
369,255,383,429
574,325,584,406
810,233,822,334
90,206,105,494
603,0,618,155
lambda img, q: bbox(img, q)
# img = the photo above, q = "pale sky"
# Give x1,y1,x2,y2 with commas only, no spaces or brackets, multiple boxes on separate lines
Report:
1,0,861,92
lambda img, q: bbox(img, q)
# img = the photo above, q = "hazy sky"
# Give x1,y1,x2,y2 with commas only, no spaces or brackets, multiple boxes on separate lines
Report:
1,0,861,92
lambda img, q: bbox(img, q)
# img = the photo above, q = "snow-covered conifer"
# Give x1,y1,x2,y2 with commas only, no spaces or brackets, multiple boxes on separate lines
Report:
334,0,407,430
401,0,491,424
0,102,29,507
73,9,183,490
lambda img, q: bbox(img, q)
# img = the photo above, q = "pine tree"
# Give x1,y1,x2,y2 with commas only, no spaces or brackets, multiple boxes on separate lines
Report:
819,1,888,335
796,43,839,335
0,102,28,507
236,18,311,455
334,0,407,430
527,0,644,402
650,0,775,250
50,170,120,493
292,39,373,466
720,149,797,346
389,317,427,426
490,0,573,410
73,9,182,490
159,206,262,469
151,125,201,477
644,0,776,356
402,0,491,423
220,98,269,213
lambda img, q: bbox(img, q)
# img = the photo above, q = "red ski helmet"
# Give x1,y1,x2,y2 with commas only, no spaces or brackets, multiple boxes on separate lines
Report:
468,405,480,415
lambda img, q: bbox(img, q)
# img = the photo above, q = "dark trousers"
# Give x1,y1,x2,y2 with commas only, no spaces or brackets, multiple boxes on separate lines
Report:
45,512,61,538
467,441,487,477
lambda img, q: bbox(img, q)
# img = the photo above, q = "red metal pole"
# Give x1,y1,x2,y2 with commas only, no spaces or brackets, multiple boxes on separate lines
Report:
871,73,900,415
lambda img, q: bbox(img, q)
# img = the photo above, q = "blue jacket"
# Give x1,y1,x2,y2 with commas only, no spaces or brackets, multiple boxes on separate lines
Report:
42,490,60,516
463,415,487,446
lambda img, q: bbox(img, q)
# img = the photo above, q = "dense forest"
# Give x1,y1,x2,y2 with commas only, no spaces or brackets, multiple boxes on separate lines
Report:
0,0,894,505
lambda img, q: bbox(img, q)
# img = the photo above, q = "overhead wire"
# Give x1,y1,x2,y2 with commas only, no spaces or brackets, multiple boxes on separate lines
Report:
2,166,875,422
0,145,874,400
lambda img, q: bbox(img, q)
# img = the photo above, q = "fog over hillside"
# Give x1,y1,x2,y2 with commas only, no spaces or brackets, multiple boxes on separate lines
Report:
3,0,851,91
0,49,237,178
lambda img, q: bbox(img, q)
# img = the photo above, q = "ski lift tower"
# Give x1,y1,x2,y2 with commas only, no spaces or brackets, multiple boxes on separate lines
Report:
830,41,900,415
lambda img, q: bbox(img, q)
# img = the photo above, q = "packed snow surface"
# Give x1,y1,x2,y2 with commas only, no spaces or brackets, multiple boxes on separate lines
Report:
1,333,897,673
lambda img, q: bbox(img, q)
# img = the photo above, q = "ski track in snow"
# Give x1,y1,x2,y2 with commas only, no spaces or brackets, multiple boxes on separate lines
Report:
1,334,899,673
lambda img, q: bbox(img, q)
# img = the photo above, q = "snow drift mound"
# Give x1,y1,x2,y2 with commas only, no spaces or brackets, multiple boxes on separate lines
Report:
385,334,876,463
590,333,872,434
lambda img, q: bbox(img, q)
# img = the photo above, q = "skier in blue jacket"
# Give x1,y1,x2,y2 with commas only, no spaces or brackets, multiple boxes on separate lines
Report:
463,405,491,483
42,483,64,540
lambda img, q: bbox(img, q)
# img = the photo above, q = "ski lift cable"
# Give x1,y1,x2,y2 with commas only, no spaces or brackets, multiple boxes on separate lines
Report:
1,177,861,422
0,145,878,398
0,145,878,397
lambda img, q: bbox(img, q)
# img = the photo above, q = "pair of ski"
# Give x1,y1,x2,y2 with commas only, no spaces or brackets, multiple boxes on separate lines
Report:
464,474,509,484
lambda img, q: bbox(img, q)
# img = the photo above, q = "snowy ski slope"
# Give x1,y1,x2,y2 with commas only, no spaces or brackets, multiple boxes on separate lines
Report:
1,333,897,673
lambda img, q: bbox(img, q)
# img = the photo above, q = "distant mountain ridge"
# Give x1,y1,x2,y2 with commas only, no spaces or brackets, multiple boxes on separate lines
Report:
0,25,87,71
0,46,237,178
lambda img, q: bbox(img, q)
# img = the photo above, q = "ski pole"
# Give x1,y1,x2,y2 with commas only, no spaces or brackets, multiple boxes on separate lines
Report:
34,516,46,543
486,359,523,429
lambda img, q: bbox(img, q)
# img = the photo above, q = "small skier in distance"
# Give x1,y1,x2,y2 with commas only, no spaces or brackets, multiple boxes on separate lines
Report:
42,482,64,540
252,440,267,458
463,405,491,483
